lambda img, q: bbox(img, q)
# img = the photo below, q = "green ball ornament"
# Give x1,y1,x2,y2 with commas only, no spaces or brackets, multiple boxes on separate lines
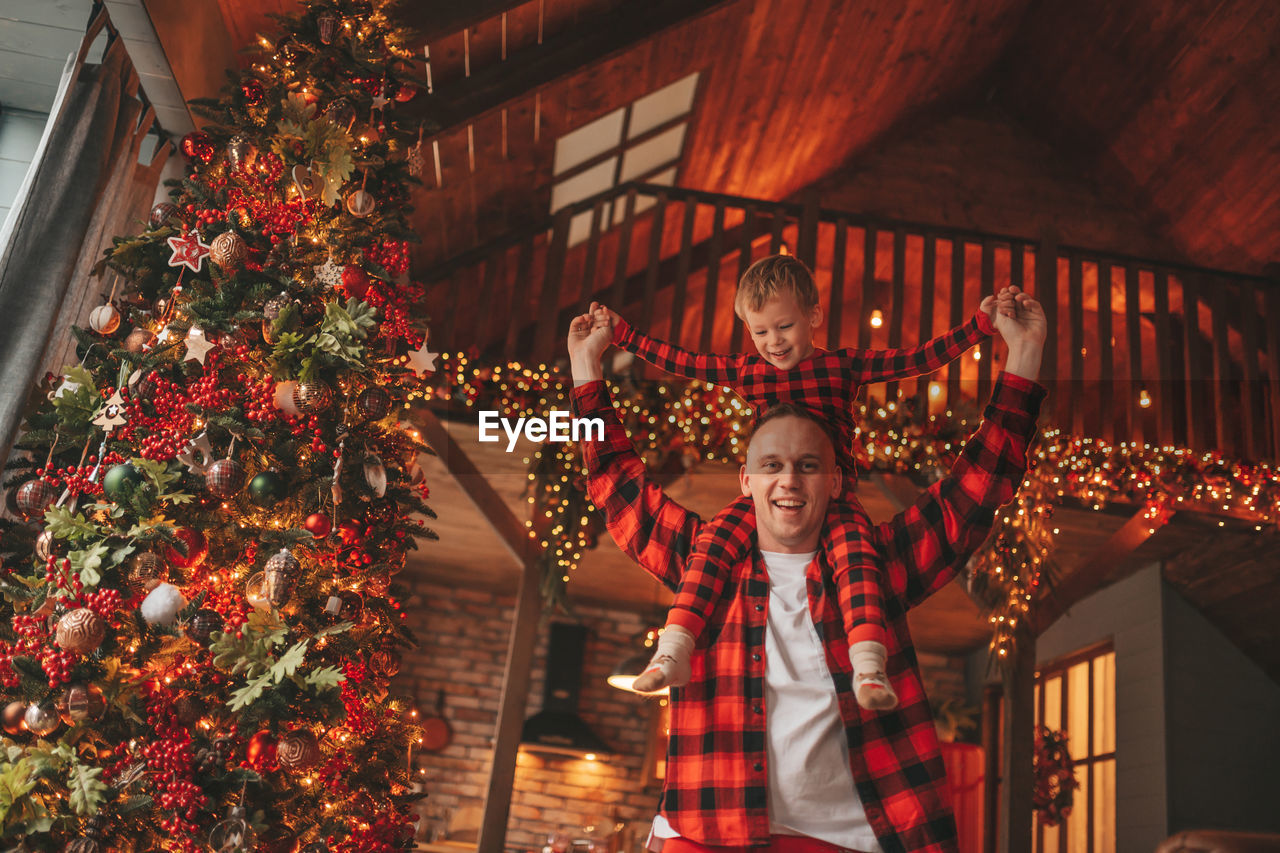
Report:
248,471,288,506
103,463,144,502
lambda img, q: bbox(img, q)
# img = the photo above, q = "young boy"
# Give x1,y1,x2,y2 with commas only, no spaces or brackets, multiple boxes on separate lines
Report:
596,254,1010,710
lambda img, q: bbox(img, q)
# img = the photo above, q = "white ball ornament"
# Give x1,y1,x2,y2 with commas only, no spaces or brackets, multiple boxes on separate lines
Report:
89,304,121,335
140,582,188,626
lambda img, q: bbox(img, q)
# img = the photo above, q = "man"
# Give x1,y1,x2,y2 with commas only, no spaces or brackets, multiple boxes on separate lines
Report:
567,289,1047,853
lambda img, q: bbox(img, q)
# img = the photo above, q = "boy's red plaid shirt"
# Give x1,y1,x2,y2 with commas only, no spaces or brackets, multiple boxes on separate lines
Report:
613,311,996,482
572,372,1044,853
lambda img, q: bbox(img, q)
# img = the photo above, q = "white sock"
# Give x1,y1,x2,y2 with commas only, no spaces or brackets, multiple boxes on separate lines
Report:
632,625,694,693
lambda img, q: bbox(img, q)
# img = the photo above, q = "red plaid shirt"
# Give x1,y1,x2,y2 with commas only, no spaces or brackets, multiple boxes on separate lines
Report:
573,372,1044,853
613,312,995,483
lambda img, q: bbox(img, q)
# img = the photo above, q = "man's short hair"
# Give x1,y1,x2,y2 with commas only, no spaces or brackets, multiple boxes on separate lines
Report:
751,403,838,454
734,254,820,318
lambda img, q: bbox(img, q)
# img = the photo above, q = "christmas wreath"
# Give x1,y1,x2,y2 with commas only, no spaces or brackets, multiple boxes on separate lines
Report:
1033,725,1080,826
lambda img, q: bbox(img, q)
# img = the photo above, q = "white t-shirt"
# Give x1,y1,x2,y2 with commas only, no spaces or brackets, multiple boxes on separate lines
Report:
650,550,883,853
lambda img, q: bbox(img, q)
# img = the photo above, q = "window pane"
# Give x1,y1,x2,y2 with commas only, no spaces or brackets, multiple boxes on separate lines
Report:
614,192,657,225
1067,662,1089,760
1067,762,1088,853
1042,822,1059,853
553,109,625,175
1093,652,1115,755
1043,676,1062,730
629,72,699,137
551,159,617,213
1093,760,1115,853
620,125,687,182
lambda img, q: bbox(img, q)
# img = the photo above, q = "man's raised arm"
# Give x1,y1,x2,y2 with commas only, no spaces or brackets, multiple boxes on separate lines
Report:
569,310,700,591
875,288,1047,611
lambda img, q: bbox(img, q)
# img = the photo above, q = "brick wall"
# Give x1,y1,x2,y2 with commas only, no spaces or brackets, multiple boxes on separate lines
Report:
402,578,969,852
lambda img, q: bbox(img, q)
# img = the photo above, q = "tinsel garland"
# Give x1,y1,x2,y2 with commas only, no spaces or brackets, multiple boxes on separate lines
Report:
424,354,1280,652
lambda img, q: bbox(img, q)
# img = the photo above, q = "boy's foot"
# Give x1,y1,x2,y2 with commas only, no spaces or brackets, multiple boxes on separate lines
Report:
854,671,899,712
631,625,694,694
850,640,899,711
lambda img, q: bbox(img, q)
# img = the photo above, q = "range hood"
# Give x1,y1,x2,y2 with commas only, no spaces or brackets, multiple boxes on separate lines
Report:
520,622,615,758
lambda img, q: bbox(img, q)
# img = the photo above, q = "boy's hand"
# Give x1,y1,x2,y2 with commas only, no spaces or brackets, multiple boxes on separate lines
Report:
981,287,1018,322
589,301,621,330
994,286,1046,381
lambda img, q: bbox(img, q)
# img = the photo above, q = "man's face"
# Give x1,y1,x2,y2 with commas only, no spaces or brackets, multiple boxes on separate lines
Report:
740,415,840,553
742,293,823,370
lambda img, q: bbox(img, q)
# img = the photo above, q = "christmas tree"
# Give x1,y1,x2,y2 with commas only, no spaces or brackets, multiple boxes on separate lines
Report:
0,1,438,849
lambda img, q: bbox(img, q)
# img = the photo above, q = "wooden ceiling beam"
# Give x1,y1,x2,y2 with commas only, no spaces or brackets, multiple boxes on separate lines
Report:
1033,504,1168,633
399,0,530,46
400,0,733,137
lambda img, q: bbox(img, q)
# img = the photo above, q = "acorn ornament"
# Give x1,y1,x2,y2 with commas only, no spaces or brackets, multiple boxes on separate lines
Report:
205,458,247,498
248,470,288,507
89,304,121,335
55,608,106,654
226,134,255,169
292,380,333,415
276,729,320,770
16,479,58,519
264,548,302,607
57,683,106,724
209,231,248,270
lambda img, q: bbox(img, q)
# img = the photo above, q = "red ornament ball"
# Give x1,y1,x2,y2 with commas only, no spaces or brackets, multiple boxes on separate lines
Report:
341,265,370,299
180,132,215,164
247,730,276,765
163,527,208,569
240,78,264,106
337,520,364,546
304,512,332,538
394,83,419,103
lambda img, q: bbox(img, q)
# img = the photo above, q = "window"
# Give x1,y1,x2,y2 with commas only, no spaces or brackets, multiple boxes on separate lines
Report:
550,72,700,245
1034,642,1116,853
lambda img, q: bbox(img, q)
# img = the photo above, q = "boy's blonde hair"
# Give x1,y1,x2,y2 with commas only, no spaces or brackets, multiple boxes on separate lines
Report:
734,254,819,319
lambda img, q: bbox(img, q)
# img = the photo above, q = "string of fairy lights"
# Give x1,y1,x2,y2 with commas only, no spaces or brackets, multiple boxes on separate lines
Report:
419,353,1280,657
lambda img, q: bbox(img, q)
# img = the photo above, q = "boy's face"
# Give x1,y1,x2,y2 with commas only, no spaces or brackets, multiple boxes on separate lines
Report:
743,293,823,370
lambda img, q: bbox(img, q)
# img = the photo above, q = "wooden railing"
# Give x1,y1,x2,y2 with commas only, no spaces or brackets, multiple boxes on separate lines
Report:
423,182,1280,462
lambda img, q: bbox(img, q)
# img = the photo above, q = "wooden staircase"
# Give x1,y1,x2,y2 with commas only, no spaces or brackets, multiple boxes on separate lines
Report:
423,181,1280,462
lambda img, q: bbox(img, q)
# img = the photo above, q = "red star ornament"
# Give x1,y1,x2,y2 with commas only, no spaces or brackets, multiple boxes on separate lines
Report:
166,230,211,273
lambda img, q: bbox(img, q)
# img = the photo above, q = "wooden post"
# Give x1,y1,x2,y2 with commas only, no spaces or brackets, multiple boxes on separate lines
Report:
981,683,1002,853
998,625,1035,853
535,207,573,364
476,546,543,853
796,188,819,270
1035,230,1059,422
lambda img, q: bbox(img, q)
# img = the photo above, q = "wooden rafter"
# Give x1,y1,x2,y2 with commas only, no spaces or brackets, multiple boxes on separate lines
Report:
1033,503,1168,634
399,0,529,46
400,0,733,139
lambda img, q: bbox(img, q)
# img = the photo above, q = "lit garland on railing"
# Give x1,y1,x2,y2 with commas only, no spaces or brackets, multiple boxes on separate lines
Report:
422,355,1280,650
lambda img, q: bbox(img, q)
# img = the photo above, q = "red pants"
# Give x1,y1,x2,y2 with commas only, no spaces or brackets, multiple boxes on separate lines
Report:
658,834,872,853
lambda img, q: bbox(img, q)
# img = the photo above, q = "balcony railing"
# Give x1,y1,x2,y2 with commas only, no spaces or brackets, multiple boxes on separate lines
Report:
423,181,1279,461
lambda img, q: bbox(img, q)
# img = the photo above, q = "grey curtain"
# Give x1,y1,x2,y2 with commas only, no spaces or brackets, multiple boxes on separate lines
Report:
0,10,171,469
